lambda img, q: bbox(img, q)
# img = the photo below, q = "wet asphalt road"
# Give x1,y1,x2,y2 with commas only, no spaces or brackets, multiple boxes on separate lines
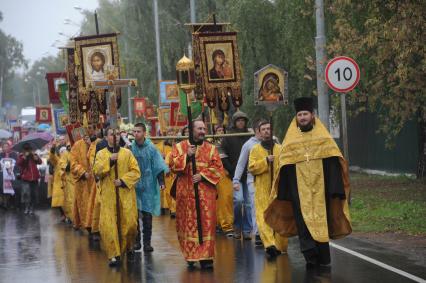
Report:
0,209,424,283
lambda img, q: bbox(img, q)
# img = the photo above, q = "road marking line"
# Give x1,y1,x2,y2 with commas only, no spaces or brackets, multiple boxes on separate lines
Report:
330,243,426,283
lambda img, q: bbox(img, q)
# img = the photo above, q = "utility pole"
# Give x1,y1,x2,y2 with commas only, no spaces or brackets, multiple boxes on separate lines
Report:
315,0,329,130
188,0,196,58
153,0,162,81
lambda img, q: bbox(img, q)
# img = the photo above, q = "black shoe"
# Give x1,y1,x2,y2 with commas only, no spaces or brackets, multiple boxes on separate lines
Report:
265,246,279,258
170,213,176,219
187,261,195,268
143,244,154,253
91,232,101,241
127,250,135,261
200,259,214,269
108,257,120,267
255,235,263,246
134,241,142,251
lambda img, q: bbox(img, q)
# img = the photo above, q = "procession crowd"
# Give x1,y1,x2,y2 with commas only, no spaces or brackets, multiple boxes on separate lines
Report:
0,97,351,270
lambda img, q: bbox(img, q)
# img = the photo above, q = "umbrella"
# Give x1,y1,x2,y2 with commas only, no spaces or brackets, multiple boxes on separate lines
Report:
0,129,12,139
12,132,54,152
37,124,51,131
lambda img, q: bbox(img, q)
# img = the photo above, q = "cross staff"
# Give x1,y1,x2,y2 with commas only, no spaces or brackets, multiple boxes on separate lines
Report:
93,74,137,252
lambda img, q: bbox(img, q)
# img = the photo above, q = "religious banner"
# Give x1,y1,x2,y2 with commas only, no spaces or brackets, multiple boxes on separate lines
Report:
12,126,21,143
194,31,243,109
58,83,69,113
45,72,67,104
74,33,120,124
66,47,79,123
65,123,85,146
158,108,170,133
133,97,146,117
0,157,16,195
36,106,52,123
254,64,289,111
145,104,156,120
158,80,179,107
170,102,187,127
53,108,68,135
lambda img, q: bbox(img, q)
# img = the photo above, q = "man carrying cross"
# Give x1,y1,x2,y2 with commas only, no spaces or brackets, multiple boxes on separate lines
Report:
93,127,140,266
169,120,223,269
265,97,352,268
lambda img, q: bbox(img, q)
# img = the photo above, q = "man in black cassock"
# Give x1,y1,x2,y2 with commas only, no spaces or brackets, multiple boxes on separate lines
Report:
265,97,352,268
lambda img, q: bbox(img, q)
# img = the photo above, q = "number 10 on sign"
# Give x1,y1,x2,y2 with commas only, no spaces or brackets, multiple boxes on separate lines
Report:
325,56,360,93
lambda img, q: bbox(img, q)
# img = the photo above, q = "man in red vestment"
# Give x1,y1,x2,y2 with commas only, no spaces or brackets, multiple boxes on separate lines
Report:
169,120,223,269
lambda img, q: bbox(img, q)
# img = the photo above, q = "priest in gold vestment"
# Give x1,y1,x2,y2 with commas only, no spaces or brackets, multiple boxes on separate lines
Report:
265,97,351,268
93,127,140,266
248,120,288,258
70,135,92,230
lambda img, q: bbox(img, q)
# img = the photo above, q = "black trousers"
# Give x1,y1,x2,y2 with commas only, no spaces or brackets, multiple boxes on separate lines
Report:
137,211,153,245
278,164,332,265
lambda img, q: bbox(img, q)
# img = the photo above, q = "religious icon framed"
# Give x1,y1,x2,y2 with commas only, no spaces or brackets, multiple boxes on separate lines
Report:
45,72,67,104
169,102,187,127
158,80,179,107
74,33,120,90
197,32,243,109
158,108,171,134
74,33,120,124
254,64,289,111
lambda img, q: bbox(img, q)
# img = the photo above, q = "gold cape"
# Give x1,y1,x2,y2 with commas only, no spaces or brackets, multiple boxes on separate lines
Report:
265,118,351,242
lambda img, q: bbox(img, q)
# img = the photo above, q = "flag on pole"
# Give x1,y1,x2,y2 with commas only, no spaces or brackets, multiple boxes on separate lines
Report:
178,89,202,118
58,83,69,113
53,108,68,134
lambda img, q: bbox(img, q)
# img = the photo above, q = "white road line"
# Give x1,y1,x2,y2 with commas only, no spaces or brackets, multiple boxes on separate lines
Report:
330,242,426,283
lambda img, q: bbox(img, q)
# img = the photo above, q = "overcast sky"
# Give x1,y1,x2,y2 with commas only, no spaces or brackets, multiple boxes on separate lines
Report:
0,0,99,67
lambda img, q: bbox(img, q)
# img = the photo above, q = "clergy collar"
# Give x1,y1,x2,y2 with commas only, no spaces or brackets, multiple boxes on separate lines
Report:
190,139,203,146
106,145,120,153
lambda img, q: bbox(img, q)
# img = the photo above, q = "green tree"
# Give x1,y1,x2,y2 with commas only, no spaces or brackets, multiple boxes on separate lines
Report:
0,11,27,109
328,0,426,177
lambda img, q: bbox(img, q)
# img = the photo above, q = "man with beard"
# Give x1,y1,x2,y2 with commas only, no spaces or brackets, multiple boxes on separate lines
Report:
221,111,253,240
248,120,288,258
169,120,223,269
70,127,96,231
131,123,168,252
265,97,351,268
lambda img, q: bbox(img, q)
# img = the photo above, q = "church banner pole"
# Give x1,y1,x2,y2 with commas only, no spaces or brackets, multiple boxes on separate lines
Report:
186,90,203,245
269,111,274,185
176,55,203,245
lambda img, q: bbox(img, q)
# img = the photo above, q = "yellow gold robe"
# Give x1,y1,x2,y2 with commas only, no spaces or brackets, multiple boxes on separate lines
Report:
93,147,140,259
51,152,65,208
249,143,288,252
70,139,92,229
215,170,234,233
47,151,59,198
164,145,176,213
155,141,169,209
85,138,101,231
265,118,351,242
60,151,75,222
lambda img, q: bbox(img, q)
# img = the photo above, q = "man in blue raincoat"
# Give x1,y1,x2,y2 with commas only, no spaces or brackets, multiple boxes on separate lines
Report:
131,123,168,252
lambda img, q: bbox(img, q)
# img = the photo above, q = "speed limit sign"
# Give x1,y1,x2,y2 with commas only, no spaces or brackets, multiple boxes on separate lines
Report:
325,56,360,93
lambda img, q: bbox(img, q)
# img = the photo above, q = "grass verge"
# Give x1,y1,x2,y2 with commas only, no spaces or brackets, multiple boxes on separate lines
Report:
349,172,426,235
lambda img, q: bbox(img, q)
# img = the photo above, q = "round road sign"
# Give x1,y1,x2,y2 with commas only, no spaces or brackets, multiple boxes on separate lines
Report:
325,56,360,93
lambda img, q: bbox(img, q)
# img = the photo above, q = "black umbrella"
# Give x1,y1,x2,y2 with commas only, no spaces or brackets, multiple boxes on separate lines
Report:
12,132,54,152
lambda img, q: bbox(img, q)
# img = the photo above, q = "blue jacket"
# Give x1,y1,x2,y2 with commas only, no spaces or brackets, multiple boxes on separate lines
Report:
131,139,168,215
